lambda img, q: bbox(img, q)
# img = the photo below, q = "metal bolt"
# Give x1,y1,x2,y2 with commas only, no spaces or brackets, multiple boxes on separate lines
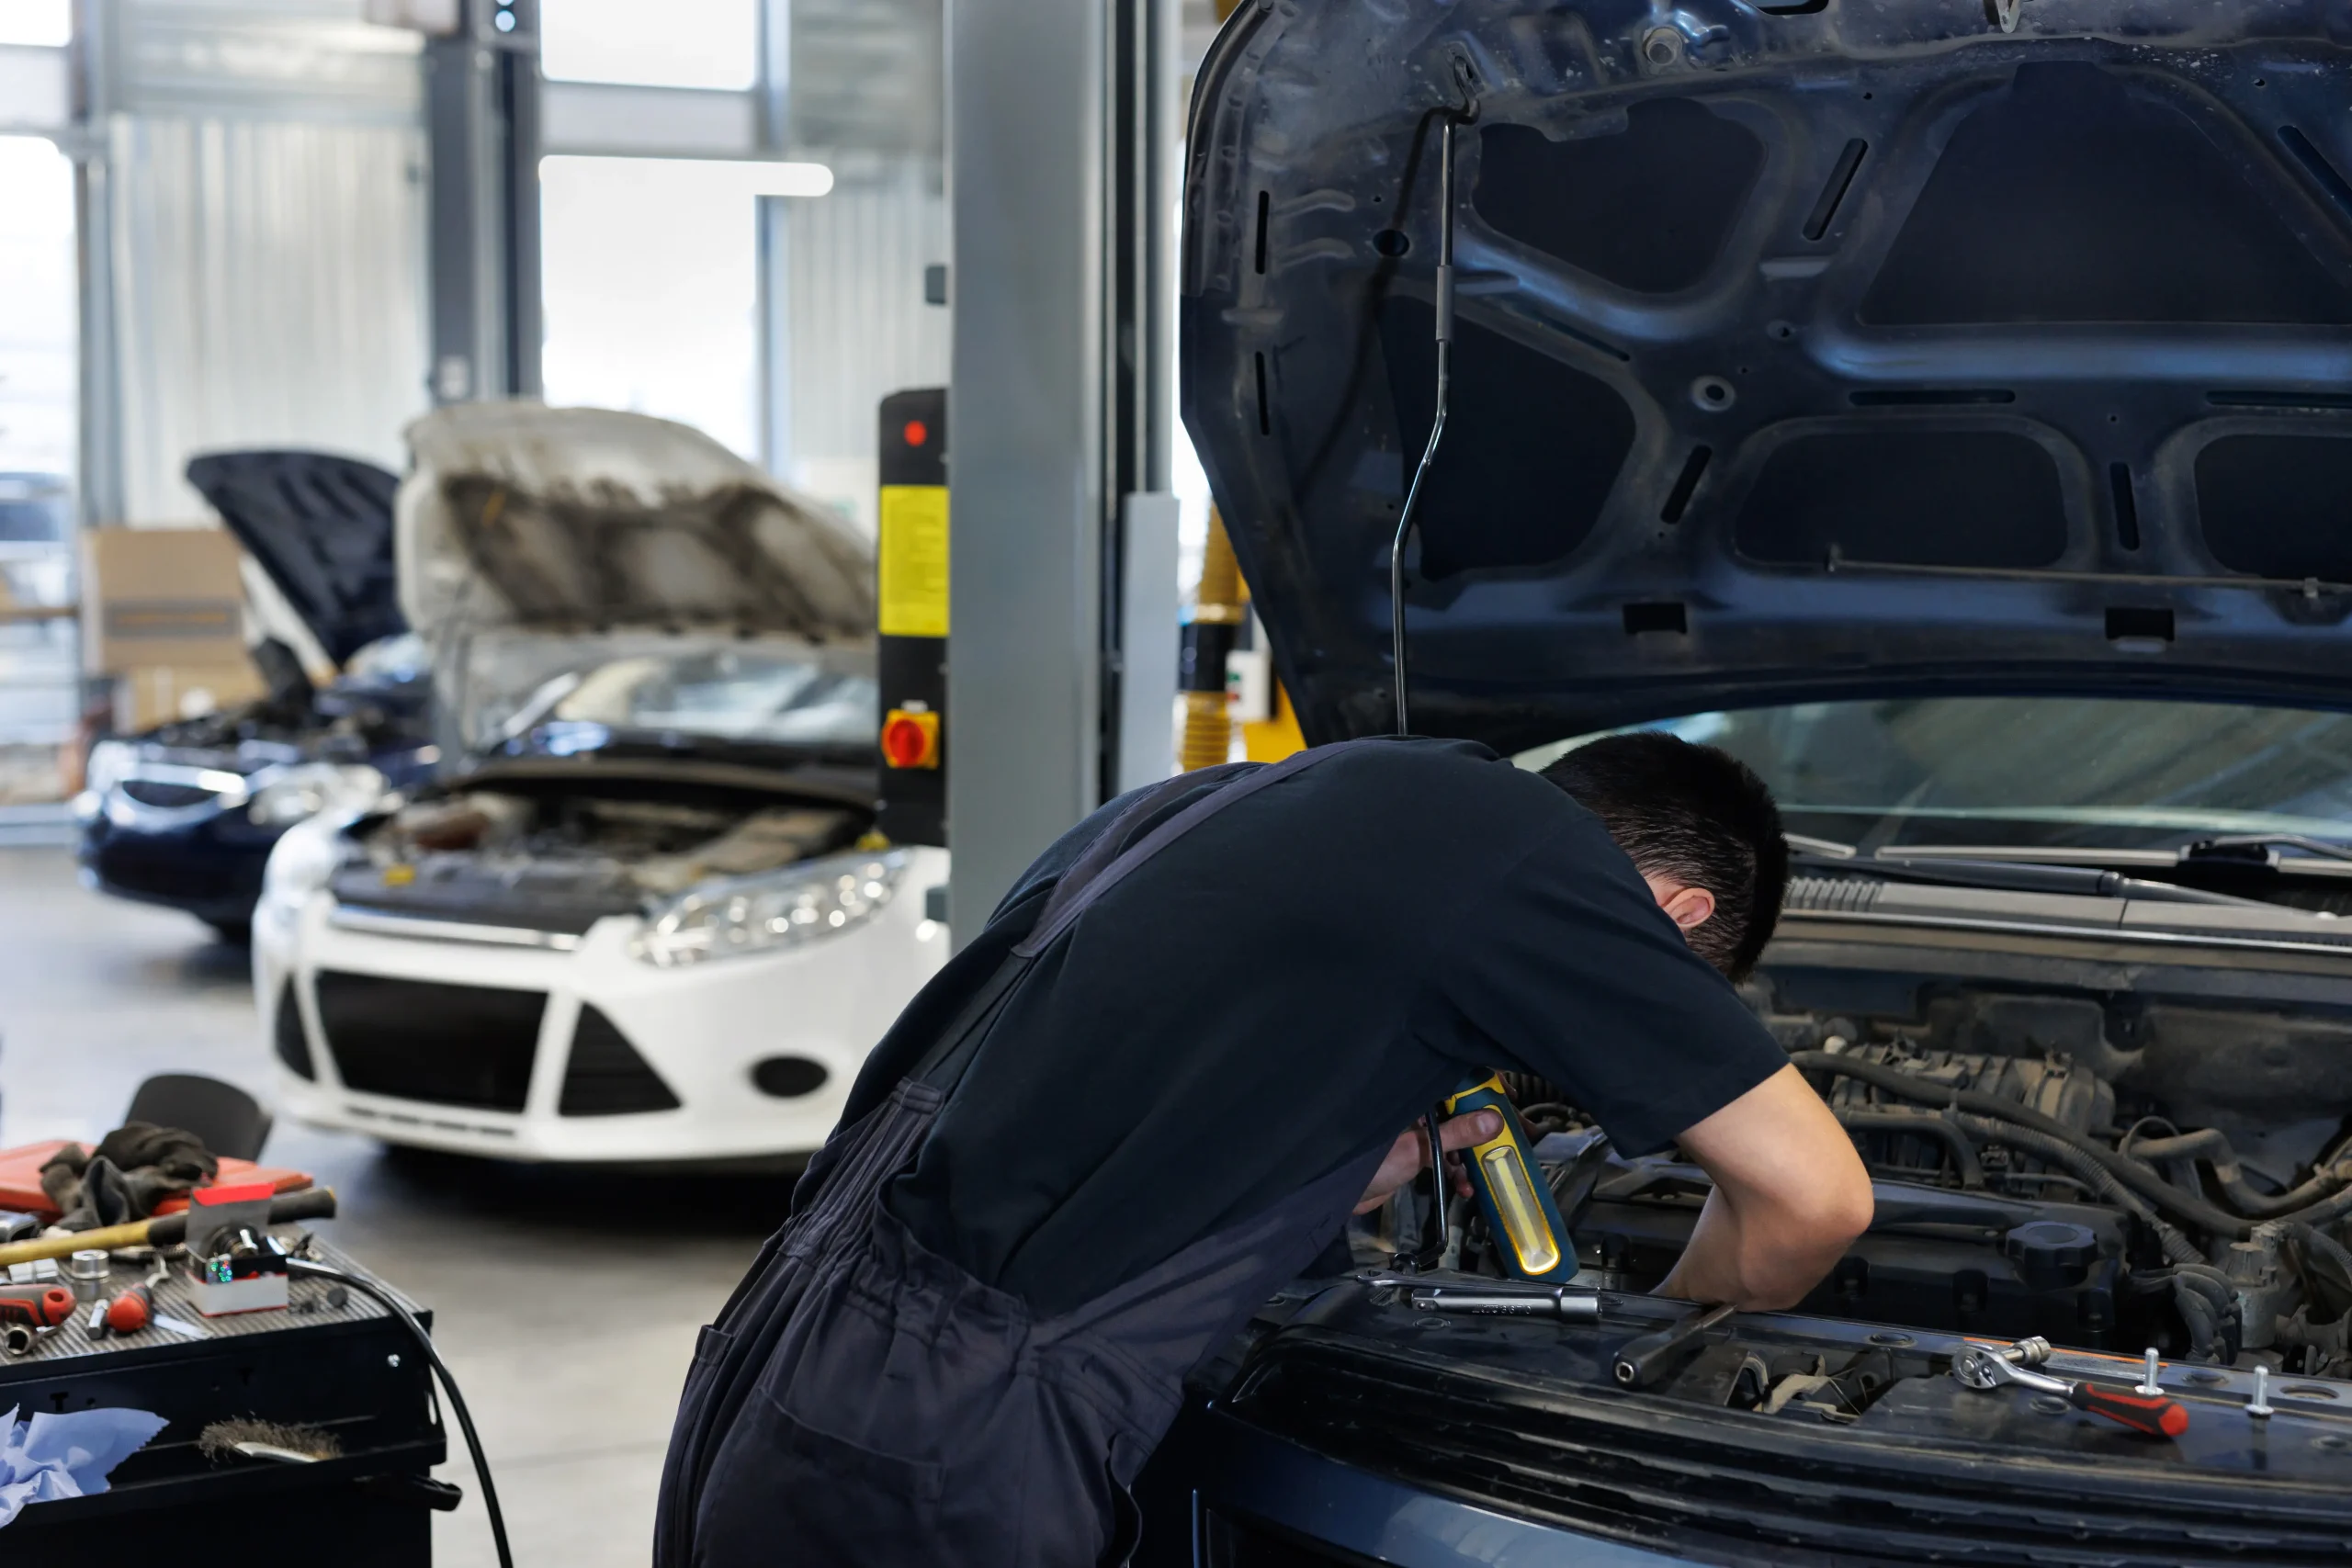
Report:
387,1353,402,1370
2136,1347,2163,1396
2250,1364,2275,1419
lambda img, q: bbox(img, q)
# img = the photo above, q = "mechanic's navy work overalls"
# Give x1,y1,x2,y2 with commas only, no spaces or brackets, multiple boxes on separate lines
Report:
654,743,1386,1567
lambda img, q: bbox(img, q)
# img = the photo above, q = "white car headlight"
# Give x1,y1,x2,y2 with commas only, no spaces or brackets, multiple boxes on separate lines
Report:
85,739,135,795
634,851,908,968
260,816,349,913
249,762,388,829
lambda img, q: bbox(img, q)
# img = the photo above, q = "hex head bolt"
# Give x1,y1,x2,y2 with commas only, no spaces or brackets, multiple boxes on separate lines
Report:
2249,1364,2275,1420
2136,1348,2163,1396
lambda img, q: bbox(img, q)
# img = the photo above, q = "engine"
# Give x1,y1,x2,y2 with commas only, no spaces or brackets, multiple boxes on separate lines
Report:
1458,998,2352,1378
330,784,865,931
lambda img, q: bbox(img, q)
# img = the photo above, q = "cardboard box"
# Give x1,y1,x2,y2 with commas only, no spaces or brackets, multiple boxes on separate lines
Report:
80,527,251,675
111,660,266,732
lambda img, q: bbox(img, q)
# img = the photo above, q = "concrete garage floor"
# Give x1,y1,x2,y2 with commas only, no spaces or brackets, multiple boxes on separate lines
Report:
0,845,788,1566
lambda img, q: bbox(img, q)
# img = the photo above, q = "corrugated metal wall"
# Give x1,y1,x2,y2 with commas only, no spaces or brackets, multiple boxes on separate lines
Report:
111,116,427,522
102,0,428,524
773,157,948,536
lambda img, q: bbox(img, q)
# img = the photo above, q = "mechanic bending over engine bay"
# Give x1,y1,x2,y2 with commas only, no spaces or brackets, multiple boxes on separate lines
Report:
653,731,1876,1568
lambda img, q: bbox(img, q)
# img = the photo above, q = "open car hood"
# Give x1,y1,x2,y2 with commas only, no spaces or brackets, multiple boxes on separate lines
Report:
184,449,404,668
1182,1,2352,752
397,404,875,647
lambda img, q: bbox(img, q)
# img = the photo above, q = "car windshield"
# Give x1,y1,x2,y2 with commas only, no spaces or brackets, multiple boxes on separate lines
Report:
495,645,876,750
1524,697,2352,854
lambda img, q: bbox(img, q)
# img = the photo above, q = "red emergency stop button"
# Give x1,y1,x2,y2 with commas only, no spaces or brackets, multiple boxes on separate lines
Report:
882,708,941,770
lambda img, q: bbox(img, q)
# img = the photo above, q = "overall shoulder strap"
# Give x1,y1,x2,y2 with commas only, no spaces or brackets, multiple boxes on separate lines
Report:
1012,739,1374,959
914,738,1383,1095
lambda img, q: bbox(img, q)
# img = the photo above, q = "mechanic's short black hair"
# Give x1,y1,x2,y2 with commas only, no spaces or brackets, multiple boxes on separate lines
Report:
1538,731,1789,983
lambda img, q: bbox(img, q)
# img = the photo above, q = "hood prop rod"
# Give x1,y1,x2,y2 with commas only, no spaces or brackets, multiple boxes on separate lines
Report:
1390,108,1467,737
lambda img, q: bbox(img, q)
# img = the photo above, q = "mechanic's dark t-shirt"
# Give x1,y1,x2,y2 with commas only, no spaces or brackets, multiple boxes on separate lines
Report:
875,738,1789,1317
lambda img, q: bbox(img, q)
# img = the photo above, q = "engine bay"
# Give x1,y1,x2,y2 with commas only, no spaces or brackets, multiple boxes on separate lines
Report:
1387,976,2352,1383
331,778,866,933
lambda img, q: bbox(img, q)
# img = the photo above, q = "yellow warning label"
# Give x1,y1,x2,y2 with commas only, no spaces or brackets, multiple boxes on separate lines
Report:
878,484,950,638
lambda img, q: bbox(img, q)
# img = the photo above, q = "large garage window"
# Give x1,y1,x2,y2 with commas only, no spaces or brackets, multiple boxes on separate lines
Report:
537,0,948,536
0,135,79,805
540,156,787,466
0,2,69,47
538,0,761,91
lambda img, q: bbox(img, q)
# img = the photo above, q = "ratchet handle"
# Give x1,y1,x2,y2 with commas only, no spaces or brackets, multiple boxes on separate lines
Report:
2072,1381,2188,1438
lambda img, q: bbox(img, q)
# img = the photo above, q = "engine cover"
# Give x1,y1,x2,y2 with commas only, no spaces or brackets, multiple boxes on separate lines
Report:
1574,1163,2134,1348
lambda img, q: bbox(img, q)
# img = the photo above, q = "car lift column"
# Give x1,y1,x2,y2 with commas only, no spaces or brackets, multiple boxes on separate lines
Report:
424,0,542,406
944,0,1178,939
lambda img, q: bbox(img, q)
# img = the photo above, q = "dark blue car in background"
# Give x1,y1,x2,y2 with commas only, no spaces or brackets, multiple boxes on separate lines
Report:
1158,1,2352,1562
76,451,435,942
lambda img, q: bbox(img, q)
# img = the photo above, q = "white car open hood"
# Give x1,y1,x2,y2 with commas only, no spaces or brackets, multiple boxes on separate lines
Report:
398,404,875,647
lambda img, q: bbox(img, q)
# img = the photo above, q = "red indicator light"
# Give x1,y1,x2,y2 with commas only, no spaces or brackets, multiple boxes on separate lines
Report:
902,419,929,448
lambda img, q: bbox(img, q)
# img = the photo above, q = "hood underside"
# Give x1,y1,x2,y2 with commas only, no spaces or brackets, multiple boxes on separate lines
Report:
1181,1,2352,751
399,404,876,647
184,449,405,668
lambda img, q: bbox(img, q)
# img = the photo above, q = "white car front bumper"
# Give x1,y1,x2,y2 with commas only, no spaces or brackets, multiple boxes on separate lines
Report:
253,846,951,1162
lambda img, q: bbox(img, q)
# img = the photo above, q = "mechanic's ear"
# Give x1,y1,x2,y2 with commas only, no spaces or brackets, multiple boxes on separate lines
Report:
1655,882,1715,933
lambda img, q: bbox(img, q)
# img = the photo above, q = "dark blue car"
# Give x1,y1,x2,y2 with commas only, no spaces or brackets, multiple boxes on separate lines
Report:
76,451,435,941
1159,2,2352,1562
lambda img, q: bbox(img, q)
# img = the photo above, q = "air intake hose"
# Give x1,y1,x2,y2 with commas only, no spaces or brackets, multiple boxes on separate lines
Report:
1791,1050,2253,1241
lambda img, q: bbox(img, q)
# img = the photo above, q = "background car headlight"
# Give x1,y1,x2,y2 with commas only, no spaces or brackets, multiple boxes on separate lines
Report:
635,851,908,967
248,763,387,829
84,739,135,796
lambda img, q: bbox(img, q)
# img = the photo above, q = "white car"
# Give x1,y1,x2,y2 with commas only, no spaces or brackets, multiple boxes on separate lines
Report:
254,404,949,1164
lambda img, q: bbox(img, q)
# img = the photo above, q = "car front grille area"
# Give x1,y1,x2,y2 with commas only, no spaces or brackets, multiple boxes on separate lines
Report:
314,972,545,1112
273,980,313,1080
90,836,254,906
1227,1337,2352,1567
557,1005,680,1116
305,976,680,1118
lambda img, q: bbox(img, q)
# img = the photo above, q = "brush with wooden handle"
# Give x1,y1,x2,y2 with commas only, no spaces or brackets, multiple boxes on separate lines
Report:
0,1187,337,1268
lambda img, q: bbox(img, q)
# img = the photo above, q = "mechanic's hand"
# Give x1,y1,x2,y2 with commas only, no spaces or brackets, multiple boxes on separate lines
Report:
1354,1111,1501,1215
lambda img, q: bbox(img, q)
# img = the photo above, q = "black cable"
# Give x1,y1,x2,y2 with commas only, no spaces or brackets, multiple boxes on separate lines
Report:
1952,1116,2212,1268
1834,1109,1985,1189
287,1258,514,1568
1792,1051,2255,1239
1390,112,1458,737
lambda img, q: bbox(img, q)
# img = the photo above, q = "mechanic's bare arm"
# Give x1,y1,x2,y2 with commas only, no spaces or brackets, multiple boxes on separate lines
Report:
1355,1111,1501,1215
1655,1064,1874,1310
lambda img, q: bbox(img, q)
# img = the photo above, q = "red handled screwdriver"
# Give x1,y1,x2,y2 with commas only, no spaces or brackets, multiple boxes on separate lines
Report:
0,1284,77,1328
104,1280,153,1335
2064,1379,2190,1438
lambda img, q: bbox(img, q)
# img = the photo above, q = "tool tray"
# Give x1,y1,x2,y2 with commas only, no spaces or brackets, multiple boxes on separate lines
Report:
0,1235,443,1551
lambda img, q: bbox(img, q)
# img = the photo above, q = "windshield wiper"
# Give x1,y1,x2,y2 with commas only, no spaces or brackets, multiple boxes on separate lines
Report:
2182,833,2352,867
1789,840,2264,908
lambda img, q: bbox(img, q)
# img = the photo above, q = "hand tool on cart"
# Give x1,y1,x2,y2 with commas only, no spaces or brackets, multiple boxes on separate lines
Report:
0,1281,76,1356
0,1187,336,1269
104,1259,168,1336
0,1282,76,1328
1951,1338,2189,1438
